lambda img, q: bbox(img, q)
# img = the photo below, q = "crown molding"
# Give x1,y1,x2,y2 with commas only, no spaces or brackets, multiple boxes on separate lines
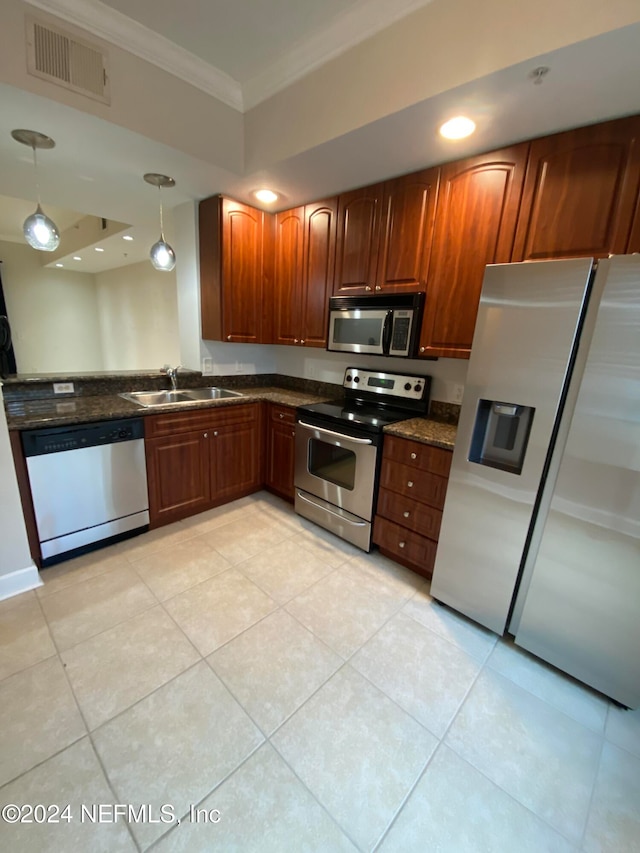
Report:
23,0,435,113
22,0,244,111
242,0,436,109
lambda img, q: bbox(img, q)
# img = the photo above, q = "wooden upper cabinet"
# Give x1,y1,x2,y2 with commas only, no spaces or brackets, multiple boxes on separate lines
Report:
333,184,384,294
273,207,304,345
199,195,267,343
273,198,337,347
377,167,439,293
302,200,337,346
419,144,529,359
513,116,640,261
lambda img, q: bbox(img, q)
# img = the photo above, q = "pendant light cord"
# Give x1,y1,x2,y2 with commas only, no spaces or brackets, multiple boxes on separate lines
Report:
158,185,165,241
31,144,42,207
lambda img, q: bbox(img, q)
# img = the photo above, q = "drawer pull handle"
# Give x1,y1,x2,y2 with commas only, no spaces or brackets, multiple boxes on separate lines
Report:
399,541,406,549
407,481,414,488
403,510,410,518
410,452,417,460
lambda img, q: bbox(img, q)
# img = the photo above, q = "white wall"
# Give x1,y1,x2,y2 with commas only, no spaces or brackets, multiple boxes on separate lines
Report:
1,240,104,373
0,387,35,583
274,345,468,402
95,261,180,371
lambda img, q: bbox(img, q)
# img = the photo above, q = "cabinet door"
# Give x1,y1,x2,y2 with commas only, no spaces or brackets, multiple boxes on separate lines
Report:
419,145,528,359
333,183,384,295
376,167,439,293
273,207,304,345
301,199,337,346
513,115,640,261
210,405,263,503
146,430,211,526
265,405,296,501
221,198,264,343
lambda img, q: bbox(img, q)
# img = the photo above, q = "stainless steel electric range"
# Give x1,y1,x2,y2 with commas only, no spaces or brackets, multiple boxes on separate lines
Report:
294,367,431,551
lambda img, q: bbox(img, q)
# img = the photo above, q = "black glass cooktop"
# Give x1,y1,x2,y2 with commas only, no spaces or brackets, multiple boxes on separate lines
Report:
297,400,416,433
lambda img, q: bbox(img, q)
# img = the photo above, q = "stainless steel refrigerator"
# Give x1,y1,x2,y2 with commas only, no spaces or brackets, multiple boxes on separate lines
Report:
430,255,640,709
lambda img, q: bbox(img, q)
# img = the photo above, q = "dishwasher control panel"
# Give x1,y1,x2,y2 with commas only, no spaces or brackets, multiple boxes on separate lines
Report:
21,418,145,457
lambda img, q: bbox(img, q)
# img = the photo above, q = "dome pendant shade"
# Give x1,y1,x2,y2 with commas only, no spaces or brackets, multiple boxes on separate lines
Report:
23,203,60,251
11,128,61,253
143,172,176,272
150,238,176,271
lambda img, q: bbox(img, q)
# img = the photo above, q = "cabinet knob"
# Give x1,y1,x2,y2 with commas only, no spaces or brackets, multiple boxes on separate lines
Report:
279,413,284,419
291,430,295,437
403,510,410,518
300,339,305,345
227,335,232,341
407,481,414,488
420,346,425,353
365,286,372,292
203,432,208,438
294,338,299,343
213,431,218,436
410,452,417,460
375,285,382,291
399,541,406,549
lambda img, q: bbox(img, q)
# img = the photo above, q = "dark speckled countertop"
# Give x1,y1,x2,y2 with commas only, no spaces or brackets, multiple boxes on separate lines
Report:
383,417,456,451
3,372,457,450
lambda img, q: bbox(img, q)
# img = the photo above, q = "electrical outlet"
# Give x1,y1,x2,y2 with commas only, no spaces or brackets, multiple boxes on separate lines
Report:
235,361,244,373
452,383,465,404
53,382,74,394
307,364,316,378
202,357,213,375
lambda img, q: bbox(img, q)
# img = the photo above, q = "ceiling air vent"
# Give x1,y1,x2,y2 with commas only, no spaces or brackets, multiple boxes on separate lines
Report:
26,17,110,105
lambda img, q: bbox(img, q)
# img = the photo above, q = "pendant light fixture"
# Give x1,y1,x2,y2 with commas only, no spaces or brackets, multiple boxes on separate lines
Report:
144,173,176,271
11,129,60,252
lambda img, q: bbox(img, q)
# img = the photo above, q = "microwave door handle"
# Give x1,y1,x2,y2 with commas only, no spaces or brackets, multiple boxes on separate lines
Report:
382,310,393,355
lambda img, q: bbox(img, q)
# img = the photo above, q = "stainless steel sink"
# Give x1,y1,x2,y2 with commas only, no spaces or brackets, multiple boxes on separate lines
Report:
120,388,242,407
180,387,242,401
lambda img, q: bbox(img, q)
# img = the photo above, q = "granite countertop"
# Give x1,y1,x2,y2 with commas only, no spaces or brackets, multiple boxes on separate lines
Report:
3,377,457,450
383,416,457,450
2,386,335,431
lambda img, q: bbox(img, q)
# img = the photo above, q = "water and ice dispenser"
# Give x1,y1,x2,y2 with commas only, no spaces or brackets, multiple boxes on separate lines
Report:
469,400,535,475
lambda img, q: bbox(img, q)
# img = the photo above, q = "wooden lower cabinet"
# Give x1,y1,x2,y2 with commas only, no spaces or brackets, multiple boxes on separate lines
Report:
264,403,296,502
145,403,263,527
373,435,452,579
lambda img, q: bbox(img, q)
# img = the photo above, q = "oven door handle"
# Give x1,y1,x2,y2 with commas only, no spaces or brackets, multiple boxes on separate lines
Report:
297,420,373,445
296,491,369,526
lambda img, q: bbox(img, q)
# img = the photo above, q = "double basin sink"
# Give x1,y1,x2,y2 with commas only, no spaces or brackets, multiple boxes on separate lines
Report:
120,387,242,408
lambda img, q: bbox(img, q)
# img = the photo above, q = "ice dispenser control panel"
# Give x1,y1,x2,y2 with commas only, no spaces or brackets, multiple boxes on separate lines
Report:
468,400,535,475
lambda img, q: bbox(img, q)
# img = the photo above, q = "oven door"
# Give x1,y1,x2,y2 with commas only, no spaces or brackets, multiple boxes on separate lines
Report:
294,419,379,521
327,308,390,355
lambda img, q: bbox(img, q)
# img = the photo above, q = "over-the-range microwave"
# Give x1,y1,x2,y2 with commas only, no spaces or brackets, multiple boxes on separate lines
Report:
327,292,425,357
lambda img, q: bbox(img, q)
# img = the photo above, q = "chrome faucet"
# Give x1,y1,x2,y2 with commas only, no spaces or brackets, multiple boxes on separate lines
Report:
164,364,182,391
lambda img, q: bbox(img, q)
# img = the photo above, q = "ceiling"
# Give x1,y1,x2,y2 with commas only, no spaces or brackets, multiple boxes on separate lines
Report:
1,1,639,273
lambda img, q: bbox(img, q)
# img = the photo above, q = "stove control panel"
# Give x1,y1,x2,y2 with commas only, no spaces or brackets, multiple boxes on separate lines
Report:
343,368,430,402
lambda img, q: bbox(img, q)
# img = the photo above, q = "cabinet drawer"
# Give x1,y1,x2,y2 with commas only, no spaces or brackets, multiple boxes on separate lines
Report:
270,404,296,425
145,402,258,438
383,435,452,476
379,459,448,510
373,516,437,577
377,487,442,539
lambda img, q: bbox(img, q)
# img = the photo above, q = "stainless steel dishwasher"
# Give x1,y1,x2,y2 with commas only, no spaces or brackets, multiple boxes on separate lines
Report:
21,417,149,566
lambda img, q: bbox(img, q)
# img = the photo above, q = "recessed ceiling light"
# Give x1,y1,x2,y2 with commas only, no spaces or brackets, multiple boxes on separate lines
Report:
73,256,82,261
439,116,476,140
55,263,63,267
94,247,104,252
254,189,279,204
122,235,134,241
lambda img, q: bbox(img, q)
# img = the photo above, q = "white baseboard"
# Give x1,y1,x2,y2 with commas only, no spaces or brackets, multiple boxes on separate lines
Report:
0,563,42,601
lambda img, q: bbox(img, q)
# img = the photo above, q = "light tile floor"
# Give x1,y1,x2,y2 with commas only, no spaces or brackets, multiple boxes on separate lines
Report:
0,491,638,852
